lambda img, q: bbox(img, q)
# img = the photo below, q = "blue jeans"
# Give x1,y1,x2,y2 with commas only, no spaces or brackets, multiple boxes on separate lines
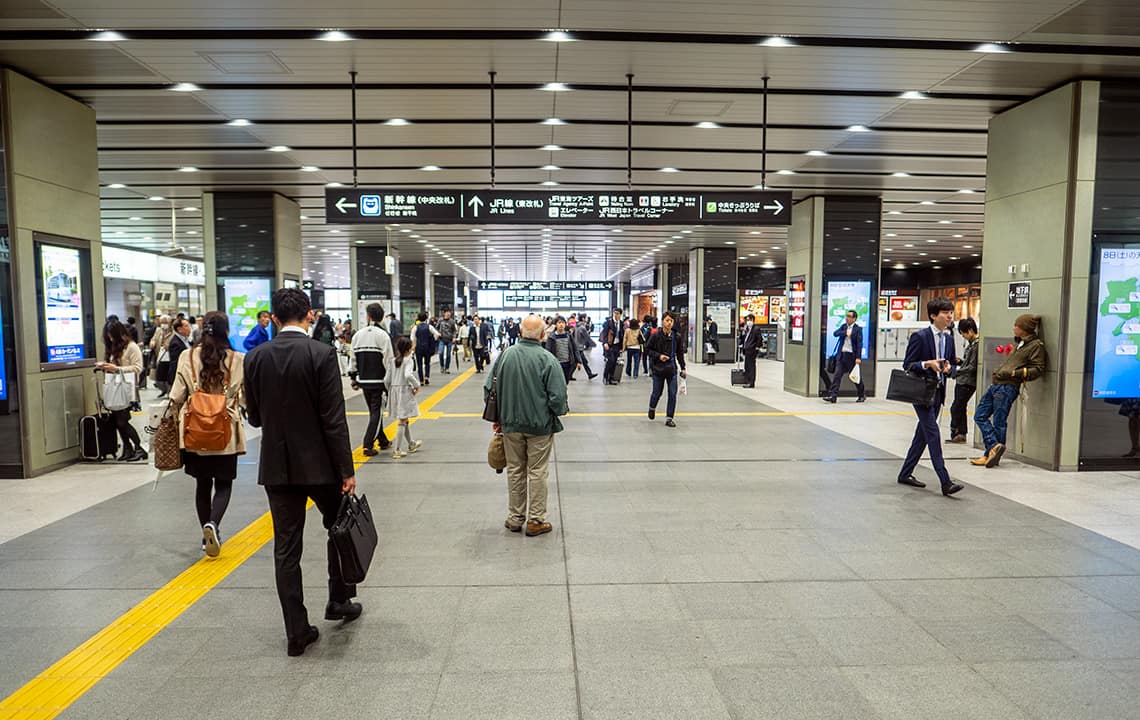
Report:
975,384,1019,452
626,349,641,378
649,372,678,418
438,340,453,371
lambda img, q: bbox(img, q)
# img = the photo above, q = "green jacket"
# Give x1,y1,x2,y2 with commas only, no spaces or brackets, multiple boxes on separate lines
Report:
484,338,569,435
992,334,1047,385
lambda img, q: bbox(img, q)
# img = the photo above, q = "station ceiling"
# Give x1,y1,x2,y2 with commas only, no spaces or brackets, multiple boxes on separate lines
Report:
2,0,1139,288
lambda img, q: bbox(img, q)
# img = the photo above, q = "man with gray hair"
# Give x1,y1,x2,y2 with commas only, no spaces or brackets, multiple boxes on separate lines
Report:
485,314,569,536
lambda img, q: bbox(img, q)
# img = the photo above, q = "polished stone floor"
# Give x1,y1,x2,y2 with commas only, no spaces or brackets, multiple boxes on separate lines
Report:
3,351,1140,719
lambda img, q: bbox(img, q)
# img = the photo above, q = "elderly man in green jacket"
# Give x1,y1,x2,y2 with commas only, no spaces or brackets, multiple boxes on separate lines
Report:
485,314,569,537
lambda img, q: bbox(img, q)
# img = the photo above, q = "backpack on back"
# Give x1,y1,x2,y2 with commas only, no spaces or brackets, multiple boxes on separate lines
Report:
184,350,235,452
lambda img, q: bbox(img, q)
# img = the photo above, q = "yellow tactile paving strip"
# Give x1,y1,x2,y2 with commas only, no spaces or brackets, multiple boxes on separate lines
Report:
0,366,475,720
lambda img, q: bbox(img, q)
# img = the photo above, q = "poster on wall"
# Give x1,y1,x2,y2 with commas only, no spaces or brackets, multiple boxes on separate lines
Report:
739,293,770,325
788,277,806,344
888,296,919,322
1091,247,1140,399
40,244,87,363
769,295,786,324
825,280,872,360
222,277,272,348
707,302,733,331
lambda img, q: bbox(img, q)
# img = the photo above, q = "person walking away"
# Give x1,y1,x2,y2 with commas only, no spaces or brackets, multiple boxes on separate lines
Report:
645,311,687,427
168,312,245,557
412,312,440,385
97,319,147,461
971,314,1047,468
947,318,979,444
437,309,458,374
470,314,494,373
387,336,423,458
545,316,581,383
126,316,141,343
640,316,655,376
487,314,569,537
623,317,643,379
574,316,598,380
387,312,405,340
741,314,762,388
243,310,272,351
704,316,720,365
243,288,360,657
313,313,337,348
824,310,866,403
897,299,965,497
350,302,393,456
600,308,624,385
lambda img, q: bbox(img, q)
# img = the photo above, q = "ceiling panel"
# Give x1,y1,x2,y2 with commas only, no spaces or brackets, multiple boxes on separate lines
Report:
935,55,1140,93
0,46,158,81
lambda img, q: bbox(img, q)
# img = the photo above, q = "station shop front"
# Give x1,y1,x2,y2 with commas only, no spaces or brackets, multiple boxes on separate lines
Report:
101,245,206,323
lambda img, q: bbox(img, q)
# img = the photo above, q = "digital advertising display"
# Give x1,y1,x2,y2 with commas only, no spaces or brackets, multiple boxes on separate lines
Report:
222,277,272,348
739,292,770,325
788,277,806,344
39,243,88,363
826,280,872,360
1091,247,1140,399
0,296,7,401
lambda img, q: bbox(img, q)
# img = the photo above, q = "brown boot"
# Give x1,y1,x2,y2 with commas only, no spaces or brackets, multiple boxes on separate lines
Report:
525,520,553,537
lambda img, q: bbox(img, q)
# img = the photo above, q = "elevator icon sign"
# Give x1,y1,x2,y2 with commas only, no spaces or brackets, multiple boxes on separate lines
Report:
360,195,382,216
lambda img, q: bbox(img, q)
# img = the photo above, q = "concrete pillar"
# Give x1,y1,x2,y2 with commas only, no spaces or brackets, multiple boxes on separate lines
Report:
350,245,396,327
688,248,738,364
203,191,300,310
784,198,825,396
979,80,1100,471
0,69,103,477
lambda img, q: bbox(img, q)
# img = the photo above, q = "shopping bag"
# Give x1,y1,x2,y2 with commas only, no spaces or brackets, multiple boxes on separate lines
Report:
679,376,688,395
330,494,378,584
102,370,136,411
487,433,506,473
849,364,862,385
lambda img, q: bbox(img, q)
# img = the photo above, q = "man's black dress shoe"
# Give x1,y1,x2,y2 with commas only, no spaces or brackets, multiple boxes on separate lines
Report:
287,625,319,657
898,476,926,488
942,482,965,497
325,600,363,622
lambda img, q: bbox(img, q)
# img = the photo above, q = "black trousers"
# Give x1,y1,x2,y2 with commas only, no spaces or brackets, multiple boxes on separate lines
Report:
827,352,865,399
580,350,594,377
361,385,389,449
111,408,140,453
603,349,619,382
949,383,976,438
744,350,758,385
264,484,356,643
474,347,489,371
898,400,952,489
560,361,575,383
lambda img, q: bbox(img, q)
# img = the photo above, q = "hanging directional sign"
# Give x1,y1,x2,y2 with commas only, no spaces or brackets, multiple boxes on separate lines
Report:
324,189,792,226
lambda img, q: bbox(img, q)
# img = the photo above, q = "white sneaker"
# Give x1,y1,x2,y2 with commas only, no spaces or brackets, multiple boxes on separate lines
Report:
392,449,408,459
408,440,423,454
203,523,221,558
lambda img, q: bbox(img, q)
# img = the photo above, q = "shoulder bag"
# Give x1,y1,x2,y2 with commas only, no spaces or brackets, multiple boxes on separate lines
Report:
482,354,503,423
102,369,137,412
886,368,939,407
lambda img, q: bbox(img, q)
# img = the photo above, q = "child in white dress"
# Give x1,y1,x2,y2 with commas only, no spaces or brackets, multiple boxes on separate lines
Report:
387,336,422,458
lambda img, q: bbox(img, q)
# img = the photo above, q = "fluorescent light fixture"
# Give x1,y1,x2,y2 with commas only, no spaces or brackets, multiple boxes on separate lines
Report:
920,200,936,205
899,91,929,100
307,245,317,249
326,182,343,187
846,125,871,132
383,118,411,126
268,145,291,152
90,30,126,42
114,231,125,235
417,239,427,244
541,82,571,92
178,166,198,173
759,36,796,47
953,234,964,238
749,231,760,235
319,30,352,42
776,169,796,175
975,42,1011,53
148,195,164,201
107,183,127,189
540,165,561,171
299,166,320,172
927,239,938,243
957,188,976,194
540,118,567,125
471,228,482,232
227,119,252,127
725,241,736,245
420,165,441,171
695,121,720,129
904,243,915,248
888,210,902,215
540,144,563,151
169,83,202,92
891,172,911,177
299,215,309,220
129,216,142,221
186,230,198,235
681,229,692,234
183,206,199,212
805,150,829,157
886,233,897,237
664,240,674,244
659,167,680,173
401,228,412,233
541,180,559,186
330,230,341,234
543,30,576,42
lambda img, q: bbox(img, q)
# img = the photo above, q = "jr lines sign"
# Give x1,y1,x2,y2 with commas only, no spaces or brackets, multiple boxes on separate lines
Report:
325,189,792,226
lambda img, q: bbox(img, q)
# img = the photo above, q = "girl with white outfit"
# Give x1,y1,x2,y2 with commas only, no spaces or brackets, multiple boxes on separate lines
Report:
387,336,422,458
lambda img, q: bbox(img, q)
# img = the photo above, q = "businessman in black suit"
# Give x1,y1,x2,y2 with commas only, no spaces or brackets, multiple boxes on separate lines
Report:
244,287,361,656
825,310,866,403
897,298,964,497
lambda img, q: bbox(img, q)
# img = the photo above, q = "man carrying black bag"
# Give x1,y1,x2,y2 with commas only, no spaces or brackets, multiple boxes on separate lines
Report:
245,288,362,657
896,298,965,497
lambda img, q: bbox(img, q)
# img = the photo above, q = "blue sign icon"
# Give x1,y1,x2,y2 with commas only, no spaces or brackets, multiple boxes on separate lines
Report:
360,195,382,216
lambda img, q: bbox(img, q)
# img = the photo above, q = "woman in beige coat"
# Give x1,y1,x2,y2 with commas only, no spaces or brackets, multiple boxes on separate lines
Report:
168,311,246,557
96,318,146,461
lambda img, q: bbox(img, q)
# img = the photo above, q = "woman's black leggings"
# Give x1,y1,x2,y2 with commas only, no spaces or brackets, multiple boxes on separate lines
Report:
194,476,234,527
111,408,140,453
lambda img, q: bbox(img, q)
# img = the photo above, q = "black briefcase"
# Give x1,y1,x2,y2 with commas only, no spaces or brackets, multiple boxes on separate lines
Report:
330,494,378,584
886,369,939,407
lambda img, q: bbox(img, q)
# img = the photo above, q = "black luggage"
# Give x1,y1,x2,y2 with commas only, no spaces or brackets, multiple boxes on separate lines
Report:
731,368,748,386
330,494,378,584
80,413,118,461
607,358,624,384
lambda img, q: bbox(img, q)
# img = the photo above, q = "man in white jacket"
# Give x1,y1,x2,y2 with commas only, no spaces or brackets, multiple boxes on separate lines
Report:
350,303,394,456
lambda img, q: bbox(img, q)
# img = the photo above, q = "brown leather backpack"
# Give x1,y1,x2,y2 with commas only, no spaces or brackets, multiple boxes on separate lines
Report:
184,350,235,452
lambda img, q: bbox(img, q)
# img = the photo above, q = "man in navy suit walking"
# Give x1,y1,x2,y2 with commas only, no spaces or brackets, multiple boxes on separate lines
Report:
824,310,866,403
897,298,965,497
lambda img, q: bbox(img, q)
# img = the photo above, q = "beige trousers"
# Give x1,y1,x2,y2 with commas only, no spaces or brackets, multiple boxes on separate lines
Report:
501,432,553,523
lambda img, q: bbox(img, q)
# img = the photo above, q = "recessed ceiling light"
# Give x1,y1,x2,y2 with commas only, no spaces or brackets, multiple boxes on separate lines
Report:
90,30,126,42
543,30,576,42
888,211,902,215
268,145,291,152
299,215,309,220
975,42,1011,53
725,241,735,245
186,230,198,235
899,91,929,100
927,239,937,243
148,196,164,201
612,229,623,233
806,150,829,157
182,206,199,212
846,125,871,132
759,36,796,47
752,184,769,190
681,230,692,234
301,166,320,172
748,231,761,235
886,233,897,237
891,172,911,178
227,118,252,126
330,229,341,234
107,183,127,189
129,216,142,221
695,121,721,129
939,220,953,224
417,239,428,244
540,144,563,151
920,201,937,206
775,169,796,175
541,180,559,186
308,245,317,249
114,231,125,235
540,164,561,171
318,30,352,41
178,166,199,173
659,167,680,173
169,83,202,92
957,189,976,194
326,182,343,187
953,234,964,238
471,228,482,232
962,244,973,248
314,261,322,265
904,243,915,248
420,165,441,171
540,82,571,92
540,118,567,125
400,228,412,233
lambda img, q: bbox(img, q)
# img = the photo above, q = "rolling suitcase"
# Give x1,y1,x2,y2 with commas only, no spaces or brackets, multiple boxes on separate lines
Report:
607,357,624,384
80,371,119,461
731,357,748,386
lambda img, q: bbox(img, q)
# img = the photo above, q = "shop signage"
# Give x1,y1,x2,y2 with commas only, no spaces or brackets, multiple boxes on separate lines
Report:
478,280,613,291
302,280,315,290
102,246,206,286
505,293,588,304
788,276,807,344
1007,281,1031,309
326,189,793,226
672,283,688,296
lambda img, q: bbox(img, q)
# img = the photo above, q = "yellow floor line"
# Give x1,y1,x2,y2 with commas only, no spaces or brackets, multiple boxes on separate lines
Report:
434,409,939,418
0,367,476,720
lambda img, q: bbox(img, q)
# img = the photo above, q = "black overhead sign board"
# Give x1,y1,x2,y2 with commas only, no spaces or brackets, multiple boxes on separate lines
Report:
478,280,614,291
325,189,792,226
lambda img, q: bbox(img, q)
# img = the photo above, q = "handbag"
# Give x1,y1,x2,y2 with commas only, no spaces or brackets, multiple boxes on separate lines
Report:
152,403,183,471
102,370,136,412
826,354,837,375
330,493,378,584
487,433,506,473
886,368,939,407
483,354,504,423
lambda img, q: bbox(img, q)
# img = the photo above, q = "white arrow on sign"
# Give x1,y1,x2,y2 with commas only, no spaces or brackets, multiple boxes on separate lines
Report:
468,195,484,217
335,197,357,214
764,199,784,215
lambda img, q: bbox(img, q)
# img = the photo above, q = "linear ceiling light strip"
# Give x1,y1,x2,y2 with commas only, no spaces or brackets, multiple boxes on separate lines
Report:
350,70,359,188
489,70,497,188
626,73,634,190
